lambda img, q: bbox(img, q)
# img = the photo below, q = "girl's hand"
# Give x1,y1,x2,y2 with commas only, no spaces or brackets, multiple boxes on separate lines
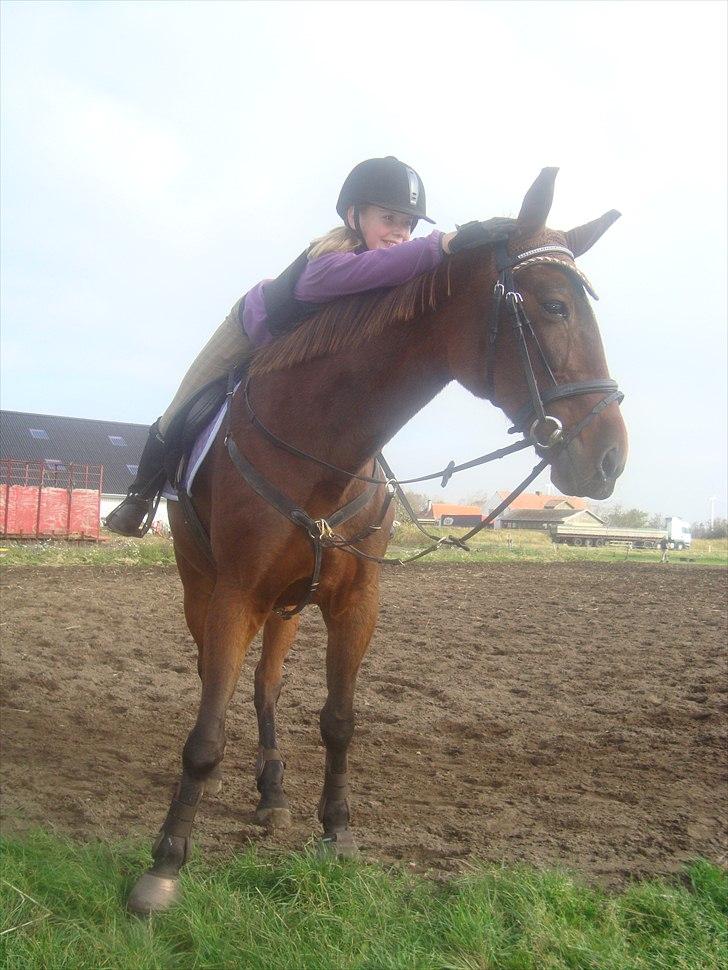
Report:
446,219,518,255
441,232,457,254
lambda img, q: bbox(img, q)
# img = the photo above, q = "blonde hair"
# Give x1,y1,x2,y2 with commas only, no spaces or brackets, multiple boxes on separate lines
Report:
307,225,360,261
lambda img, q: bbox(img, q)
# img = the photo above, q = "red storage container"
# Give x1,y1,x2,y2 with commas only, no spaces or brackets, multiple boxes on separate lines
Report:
0,460,102,540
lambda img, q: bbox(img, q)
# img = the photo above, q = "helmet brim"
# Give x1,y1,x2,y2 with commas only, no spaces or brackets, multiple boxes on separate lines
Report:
337,201,436,225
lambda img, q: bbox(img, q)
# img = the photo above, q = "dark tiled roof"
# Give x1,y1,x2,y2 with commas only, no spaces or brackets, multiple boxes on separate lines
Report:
0,410,149,495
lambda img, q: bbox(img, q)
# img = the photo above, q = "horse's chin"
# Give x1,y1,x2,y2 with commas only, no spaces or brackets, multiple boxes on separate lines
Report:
550,467,617,501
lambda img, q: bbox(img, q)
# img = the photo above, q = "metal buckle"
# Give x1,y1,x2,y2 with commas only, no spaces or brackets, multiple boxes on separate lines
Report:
529,416,563,449
505,290,523,304
493,281,505,297
314,518,334,540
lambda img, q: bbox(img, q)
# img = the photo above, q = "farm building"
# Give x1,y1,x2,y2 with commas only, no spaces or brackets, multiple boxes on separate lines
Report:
482,491,596,530
497,507,604,531
427,502,483,527
0,410,170,531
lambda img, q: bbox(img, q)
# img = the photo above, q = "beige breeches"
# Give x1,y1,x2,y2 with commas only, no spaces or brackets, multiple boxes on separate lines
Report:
158,298,251,436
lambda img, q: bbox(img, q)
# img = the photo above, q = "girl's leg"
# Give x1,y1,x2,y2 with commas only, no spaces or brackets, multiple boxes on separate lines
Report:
158,298,250,436
106,299,249,536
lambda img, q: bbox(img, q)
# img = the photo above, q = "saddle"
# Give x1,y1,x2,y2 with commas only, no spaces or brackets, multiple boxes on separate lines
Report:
162,366,247,489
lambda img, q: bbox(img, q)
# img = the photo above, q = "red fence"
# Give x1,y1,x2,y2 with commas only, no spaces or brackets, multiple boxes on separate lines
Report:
0,460,103,540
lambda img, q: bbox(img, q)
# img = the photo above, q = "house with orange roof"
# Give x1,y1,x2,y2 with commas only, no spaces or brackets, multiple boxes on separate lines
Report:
481,490,601,530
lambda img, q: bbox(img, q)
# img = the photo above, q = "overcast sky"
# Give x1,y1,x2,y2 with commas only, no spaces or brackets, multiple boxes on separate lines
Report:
1,0,726,524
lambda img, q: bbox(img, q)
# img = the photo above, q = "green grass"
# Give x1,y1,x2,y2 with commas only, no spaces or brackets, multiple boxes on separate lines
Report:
0,529,725,568
388,525,728,567
0,534,177,567
0,833,725,969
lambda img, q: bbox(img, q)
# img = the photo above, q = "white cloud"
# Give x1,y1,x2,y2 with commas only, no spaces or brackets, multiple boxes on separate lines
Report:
41,78,184,202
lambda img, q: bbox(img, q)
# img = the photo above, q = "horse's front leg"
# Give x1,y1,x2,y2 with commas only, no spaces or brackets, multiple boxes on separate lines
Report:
318,576,380,857
127,584,264,916
253,612,300,829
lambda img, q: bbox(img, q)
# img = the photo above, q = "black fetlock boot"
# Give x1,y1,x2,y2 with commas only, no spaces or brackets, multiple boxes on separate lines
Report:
105,421,167,537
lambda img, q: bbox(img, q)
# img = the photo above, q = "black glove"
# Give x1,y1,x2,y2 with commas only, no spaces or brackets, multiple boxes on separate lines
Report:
448,217,518,254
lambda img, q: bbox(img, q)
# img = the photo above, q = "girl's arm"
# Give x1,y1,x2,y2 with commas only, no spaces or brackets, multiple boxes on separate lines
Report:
294,231,449,303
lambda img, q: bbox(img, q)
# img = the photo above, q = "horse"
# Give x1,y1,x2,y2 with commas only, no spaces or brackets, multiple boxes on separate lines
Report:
127,168,628,914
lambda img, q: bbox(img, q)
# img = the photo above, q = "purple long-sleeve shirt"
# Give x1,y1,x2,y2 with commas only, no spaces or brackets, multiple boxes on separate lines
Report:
241,230,444,348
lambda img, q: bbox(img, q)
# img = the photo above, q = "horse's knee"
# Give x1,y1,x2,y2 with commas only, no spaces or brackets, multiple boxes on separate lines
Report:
320,703,355,751
182,726,225,779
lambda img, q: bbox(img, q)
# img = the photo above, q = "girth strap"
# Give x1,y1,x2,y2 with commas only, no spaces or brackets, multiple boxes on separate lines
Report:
177,487,216,567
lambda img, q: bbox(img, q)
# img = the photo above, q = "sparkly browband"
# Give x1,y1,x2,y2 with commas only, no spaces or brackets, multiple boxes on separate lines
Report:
511,246,598,300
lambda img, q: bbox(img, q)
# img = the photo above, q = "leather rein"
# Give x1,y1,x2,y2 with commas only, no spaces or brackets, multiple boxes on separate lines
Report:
217,241,623,619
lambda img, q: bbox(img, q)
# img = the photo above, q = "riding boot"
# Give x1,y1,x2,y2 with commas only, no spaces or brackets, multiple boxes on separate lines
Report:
105,420,167,537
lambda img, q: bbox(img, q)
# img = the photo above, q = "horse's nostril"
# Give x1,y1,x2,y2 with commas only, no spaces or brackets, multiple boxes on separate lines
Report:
601,446,621,480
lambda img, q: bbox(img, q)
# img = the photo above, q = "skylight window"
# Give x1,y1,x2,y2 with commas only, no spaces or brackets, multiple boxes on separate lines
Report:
29,428,49,440
108,435,127,447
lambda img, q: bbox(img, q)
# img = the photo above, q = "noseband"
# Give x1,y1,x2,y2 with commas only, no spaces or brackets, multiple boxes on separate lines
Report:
488,240,623,447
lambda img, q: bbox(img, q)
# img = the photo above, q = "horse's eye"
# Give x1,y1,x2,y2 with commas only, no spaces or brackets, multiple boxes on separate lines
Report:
542,300,568,318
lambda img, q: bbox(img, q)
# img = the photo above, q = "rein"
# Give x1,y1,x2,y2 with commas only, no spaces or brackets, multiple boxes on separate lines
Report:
219,241,623,618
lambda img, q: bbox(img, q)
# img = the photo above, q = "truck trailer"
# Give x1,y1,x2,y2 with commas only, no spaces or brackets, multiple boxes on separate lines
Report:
550,516,692,549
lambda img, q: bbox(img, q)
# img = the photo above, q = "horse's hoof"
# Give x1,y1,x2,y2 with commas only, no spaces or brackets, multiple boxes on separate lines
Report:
318,830,359,859
254,806,292,830
127,872,180,916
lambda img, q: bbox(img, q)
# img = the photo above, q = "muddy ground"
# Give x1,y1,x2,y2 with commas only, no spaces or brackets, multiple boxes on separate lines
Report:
1,562,726,886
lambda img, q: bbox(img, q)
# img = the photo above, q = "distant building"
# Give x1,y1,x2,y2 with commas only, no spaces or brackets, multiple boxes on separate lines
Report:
0,410,170,529
426,502,483,527
482,490,596,530
498,507,604,530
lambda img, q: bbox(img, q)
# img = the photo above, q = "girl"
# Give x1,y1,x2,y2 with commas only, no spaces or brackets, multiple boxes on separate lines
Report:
106,156,504,536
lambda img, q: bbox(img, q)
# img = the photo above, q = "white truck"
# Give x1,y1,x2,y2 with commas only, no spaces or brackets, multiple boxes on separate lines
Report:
550,516,692,550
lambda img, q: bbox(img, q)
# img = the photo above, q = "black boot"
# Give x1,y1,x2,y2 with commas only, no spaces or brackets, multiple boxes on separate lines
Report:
105,421,167,537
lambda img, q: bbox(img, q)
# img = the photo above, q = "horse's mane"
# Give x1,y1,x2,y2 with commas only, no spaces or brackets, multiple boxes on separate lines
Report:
249,258,456,377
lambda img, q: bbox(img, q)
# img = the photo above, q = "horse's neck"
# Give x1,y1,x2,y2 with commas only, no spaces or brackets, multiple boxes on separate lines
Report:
252,316,456,477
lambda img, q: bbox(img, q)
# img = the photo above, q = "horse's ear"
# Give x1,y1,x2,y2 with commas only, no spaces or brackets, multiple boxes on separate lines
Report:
517,167,559,230
565,210,621,257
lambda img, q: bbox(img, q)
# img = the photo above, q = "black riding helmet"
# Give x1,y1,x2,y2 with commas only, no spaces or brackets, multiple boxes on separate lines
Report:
336,156,435,232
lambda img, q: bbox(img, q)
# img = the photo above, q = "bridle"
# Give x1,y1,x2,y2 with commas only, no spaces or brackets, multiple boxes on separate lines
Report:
207,240,624,618
488,239,621,447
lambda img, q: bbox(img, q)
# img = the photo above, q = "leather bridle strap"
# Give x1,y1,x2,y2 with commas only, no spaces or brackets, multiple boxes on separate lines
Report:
489,240,622,443
331,386,623,567
243,375,534,488
508,378,621,435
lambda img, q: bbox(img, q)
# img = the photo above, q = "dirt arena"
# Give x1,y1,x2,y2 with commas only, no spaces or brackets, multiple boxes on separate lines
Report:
1,561,726,886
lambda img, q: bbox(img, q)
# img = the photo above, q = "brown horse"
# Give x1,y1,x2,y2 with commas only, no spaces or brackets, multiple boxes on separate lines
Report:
127,168,628,914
